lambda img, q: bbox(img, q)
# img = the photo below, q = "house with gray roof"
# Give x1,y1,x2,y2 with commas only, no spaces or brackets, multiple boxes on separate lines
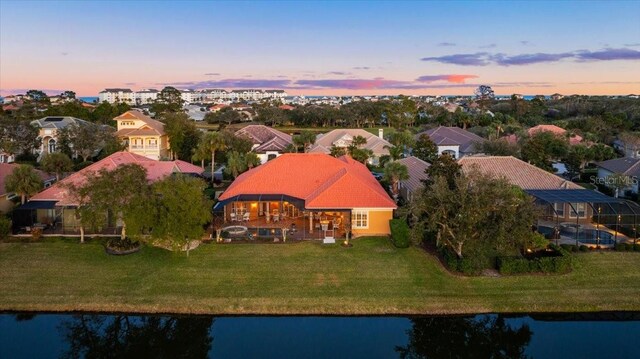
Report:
596,157,640,196
396,156,430,202
416,126,485,159
235,125,293,164
30,116,98,160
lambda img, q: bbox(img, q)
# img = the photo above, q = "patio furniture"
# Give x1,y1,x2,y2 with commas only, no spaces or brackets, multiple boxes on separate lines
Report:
273,214,280,222
243,212,250,222
230,213,237,222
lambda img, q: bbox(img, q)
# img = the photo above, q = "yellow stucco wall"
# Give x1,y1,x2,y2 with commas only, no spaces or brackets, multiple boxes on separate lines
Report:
352,209,393,237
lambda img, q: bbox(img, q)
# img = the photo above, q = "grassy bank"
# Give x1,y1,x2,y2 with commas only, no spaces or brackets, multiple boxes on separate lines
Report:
1,237,639,315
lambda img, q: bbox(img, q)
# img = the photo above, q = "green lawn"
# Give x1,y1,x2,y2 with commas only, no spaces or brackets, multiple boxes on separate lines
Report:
1,237,639,315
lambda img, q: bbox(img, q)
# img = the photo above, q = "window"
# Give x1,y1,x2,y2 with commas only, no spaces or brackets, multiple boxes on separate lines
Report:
553,202,564,217
48,139,56,153
569,203,586,218
351,210,369,229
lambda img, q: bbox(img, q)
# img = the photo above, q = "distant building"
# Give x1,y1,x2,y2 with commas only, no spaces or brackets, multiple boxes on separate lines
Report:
416,126,485,159
30,116,99,160
234,125,293,164
528,124,582,146
135,89,158,105
98,88,134,104
114,110,170,160
308,128,392,165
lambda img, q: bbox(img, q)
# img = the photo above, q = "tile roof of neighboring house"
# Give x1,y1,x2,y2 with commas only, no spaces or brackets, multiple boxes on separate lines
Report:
114,110,166,136
218,153,396,209
234,125,292,152
309,129,392,156
30,116,94,130
596,157,640,177
30,151,202,206
417,126,485,153
458,156,583,190
396,156,430,195
0,163,54,197
279,105,295,110
528,124,583,145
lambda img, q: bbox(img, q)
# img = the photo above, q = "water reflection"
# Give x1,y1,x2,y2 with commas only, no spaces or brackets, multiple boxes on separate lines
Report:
397,316,532,359
59,315,213,359
1,313,639,358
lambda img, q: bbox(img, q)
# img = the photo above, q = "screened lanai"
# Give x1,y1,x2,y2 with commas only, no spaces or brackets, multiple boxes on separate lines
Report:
526,189,640,246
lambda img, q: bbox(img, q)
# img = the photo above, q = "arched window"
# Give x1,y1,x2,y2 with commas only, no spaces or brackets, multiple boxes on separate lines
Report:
48,139,56,153
442,149,456,159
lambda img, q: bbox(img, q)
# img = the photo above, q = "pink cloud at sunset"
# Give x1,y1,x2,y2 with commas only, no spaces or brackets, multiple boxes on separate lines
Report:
415,74,479,83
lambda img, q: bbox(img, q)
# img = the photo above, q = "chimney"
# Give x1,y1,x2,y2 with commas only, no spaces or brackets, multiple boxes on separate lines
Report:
378,128,384,139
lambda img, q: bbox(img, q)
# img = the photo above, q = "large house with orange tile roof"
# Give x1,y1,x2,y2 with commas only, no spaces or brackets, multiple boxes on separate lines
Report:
216,153,397,241
14,151,202,233
114,110,170,160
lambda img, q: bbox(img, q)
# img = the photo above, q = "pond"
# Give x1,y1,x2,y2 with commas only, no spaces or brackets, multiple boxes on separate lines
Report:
1,313,639,358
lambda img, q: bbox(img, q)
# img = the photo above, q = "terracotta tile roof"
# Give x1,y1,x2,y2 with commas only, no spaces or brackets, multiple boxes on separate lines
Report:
0,164,54,197
309,129,392,156
597,157,640,177
114,110,165,136
30,151,202,206
218,153,396,209
458,156,583,190
528,124,583,145
417,126,485,153
396,156,430,194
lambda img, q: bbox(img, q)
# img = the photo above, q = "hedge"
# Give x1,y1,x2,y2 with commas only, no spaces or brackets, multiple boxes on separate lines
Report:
389,219,410,248
498,245,573,275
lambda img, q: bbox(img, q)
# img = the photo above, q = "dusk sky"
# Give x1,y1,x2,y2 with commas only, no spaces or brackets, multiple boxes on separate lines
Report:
1,0,639,97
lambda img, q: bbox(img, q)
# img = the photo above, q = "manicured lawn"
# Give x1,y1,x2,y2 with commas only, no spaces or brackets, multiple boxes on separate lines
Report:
1,237,639,315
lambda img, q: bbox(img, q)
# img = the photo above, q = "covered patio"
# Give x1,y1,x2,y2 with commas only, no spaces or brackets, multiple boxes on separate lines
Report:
214,194,351,241
528,189,640,247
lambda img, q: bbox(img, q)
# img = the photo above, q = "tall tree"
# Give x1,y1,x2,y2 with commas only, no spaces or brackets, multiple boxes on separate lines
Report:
474,85,495,110
57,123,114,162
292,130,316,153
40,152,73,181
151,176,212,256
412,134,439,163
520,131,569,172
383,161,409,198
4,164,43,204
0,119,40,158
153,86,184,114
201,131,227,181
162,112,199,160
225,151,247,178
424,154,461,190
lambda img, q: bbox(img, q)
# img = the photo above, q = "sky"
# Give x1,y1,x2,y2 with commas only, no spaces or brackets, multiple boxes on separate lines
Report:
1,0,639,97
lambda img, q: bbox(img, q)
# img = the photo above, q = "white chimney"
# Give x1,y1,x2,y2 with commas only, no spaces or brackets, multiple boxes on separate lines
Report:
378,128,384,139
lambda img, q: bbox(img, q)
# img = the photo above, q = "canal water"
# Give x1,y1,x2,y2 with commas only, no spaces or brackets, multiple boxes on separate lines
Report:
1,313,639,358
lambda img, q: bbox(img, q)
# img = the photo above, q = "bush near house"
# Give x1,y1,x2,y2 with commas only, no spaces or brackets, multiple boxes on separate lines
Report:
389,219,410,248
0,216,11,240
498,245,573,275
615,243,640,251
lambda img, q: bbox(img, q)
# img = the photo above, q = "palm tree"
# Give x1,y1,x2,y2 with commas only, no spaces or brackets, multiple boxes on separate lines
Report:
384,145,404,160
293,130,316,153
192,137,210,170
40,152,73,181
383,161,409,199
202,132,227,182
226,151,246,178
4,164,43,204
245,152,261,169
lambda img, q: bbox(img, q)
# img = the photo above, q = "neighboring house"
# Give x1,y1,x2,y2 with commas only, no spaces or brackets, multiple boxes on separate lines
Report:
595,157,640,195
30,116,98,160
528,124,583,145
417,126,485,159
458,155,593,223
396,156,430,202
114,110,170,160
234,125,293,164
0,163,55,214
0,152,15,164
308,129,392,165
613,138,640,159
216,153,397,240
17,151,202,232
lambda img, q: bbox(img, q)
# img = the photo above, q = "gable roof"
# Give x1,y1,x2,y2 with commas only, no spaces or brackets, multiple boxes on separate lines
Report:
396,156,430,194
234,125,292,151
458,156,583,190
0,163,54,197
114,110,166,136
417,126,485,153
309,129,392,156
597,157,640,177
30,151,202,206
218,153,396,209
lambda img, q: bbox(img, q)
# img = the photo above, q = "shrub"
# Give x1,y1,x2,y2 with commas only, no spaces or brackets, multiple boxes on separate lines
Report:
615,243,628,251
73,161,94,171
579,245,589,252
498,245,572,275
31,227,43,241
389,219,410,248
634,244,640,252
0,216,11,240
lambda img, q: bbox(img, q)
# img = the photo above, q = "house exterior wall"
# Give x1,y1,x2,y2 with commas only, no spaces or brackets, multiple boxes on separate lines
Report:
436,145,459,159
127,135,169,160
352,209,393,237
596,167,638,194
257,151,281,164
